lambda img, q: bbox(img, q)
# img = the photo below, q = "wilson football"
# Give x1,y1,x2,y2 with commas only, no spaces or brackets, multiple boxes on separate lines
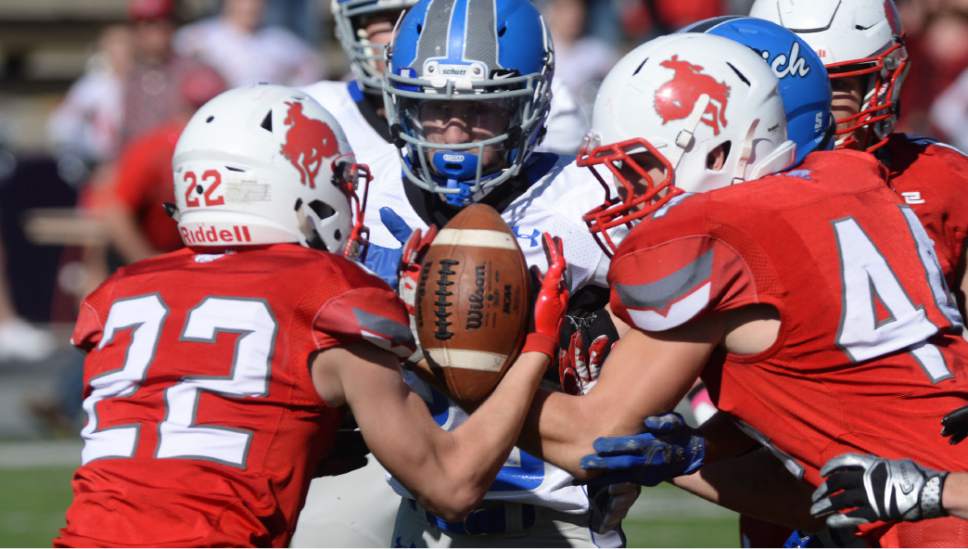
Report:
414,204,530,407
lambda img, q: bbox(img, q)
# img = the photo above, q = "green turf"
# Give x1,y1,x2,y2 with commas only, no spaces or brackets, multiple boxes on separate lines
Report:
0,465,739,547
623,515,739,547
0,467,74,547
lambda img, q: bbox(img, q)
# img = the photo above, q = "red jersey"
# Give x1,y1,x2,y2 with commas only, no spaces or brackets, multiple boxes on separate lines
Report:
55,244,413,548
609,150,968,545
881,133,968,285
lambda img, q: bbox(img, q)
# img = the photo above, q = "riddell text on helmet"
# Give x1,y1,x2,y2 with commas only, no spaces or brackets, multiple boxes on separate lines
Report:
181,224,253,245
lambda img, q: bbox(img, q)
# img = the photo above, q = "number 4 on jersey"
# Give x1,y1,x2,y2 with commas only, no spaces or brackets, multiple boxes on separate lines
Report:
834,207,962,382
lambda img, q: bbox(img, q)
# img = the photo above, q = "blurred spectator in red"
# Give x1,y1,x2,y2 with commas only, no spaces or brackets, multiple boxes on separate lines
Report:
620,0,725,40
174,0,323,87
47,25,133,168
897,2,968,136
121,0,218,146
96,65,227,264
543,0,619,112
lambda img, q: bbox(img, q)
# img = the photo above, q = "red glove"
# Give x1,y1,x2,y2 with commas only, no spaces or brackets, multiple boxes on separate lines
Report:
398,224,438,315
523,233,569,357
559,332,612,395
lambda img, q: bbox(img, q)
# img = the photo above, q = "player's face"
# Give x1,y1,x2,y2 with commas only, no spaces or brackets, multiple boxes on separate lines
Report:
830,75,869,149
419,100,511,171
615,151,668,204
360,13,397,74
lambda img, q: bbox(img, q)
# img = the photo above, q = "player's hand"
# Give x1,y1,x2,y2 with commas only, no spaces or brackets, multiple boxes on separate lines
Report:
942,404,968,445
398,223,438,315
811,453,948,528
580,412,706,486
313,428,370,477
524,233,569,357
364,207,415,289
558,331,611,395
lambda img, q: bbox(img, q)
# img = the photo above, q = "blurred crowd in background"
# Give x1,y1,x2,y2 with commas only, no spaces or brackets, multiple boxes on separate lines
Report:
0,0,965,434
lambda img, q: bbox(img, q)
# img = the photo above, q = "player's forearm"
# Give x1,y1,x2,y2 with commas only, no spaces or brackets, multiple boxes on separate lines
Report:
101,206,157,263
516,388,616,480
428,352,549,517
943,471,968,520
673,447,821,531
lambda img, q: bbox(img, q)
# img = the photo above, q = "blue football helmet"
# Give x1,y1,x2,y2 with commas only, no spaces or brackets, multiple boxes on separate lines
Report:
332,0,418,95
384,0,555,206
682,16,834,165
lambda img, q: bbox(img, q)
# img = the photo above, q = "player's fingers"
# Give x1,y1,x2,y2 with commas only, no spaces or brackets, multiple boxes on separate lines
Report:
827,488,870,514
810,494,835,518
826,513,869,530
942,404,968,444
559,367,579,395
819,453,875,477
380,207,413,245
643,412,686,434
593,435,684,465
587,335,610,379
580,453,646,471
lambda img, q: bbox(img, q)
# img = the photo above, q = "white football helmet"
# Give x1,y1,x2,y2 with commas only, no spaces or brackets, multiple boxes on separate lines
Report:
581,33,794,253
172,84,371,256
750,0,909,151
332,0,416,95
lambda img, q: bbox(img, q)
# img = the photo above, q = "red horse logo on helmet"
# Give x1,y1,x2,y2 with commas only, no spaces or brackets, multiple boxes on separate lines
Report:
280,101,339,188
654,55,731,136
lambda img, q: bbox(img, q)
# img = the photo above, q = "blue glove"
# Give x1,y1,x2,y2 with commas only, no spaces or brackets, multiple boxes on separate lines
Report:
363,207,414,288
580,412,705,486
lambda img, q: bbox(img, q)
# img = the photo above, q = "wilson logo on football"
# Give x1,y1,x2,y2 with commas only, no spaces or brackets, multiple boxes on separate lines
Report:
280,101,339,188
654,55,731,136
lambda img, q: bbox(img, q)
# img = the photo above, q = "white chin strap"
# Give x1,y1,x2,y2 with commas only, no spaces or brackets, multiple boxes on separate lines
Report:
746,139,797,181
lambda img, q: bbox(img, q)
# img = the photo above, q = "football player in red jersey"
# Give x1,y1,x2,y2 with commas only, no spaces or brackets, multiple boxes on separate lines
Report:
750,0,968,318
516,33,968,547
54,84,568,548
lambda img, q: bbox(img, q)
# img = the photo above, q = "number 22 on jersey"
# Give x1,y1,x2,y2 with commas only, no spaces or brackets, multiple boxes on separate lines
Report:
81,295,276,468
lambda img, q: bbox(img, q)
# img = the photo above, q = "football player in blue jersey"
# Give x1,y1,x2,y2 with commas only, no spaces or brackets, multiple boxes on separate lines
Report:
370,0,635,545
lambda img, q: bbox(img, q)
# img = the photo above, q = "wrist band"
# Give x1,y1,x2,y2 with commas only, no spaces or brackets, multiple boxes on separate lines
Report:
522,333,557,357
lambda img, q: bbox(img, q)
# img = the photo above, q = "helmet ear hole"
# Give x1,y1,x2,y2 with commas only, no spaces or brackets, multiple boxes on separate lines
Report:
706,142,731,170
307,199,336,220
334,229,342,241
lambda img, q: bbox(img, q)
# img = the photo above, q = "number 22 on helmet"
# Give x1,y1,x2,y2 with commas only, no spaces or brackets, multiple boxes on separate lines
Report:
170,84,372,259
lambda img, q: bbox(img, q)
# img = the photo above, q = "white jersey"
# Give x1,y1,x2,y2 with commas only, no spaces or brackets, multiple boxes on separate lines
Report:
368,153,622,512
367,155,614,292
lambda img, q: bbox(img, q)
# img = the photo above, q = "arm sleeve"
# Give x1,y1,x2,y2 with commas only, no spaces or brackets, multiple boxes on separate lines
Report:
608,235,758,332
312,285,415,358
71,277,118,351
